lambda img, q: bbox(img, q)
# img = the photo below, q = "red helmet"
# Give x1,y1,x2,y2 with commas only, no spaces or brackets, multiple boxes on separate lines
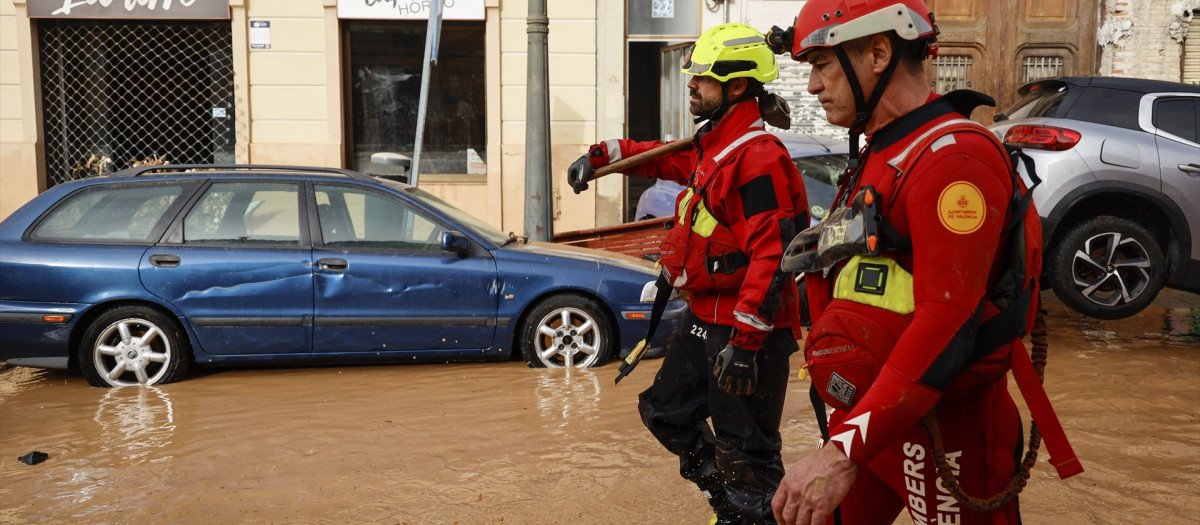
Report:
791,0,938,60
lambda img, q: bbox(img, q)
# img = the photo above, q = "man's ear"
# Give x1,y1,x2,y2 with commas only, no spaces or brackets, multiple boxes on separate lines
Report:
868,33,894,74
726,77,749,99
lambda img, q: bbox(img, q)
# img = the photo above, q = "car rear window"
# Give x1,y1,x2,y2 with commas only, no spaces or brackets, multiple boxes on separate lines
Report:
1063,86,1144,131
1153,97,1199,143
1002,81,1069,120
31,183,185,242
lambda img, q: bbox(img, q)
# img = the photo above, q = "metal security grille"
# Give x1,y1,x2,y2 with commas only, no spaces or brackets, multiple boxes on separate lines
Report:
39,20,234,187
659,43,692,143
1184,14,1200,85
931,55,972,93
1023,56,1064,83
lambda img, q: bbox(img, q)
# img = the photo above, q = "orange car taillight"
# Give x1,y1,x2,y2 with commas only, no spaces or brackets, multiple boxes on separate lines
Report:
1003,124,1081,151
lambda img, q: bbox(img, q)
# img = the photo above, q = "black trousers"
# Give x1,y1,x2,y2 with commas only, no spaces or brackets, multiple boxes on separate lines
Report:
638,311,796,524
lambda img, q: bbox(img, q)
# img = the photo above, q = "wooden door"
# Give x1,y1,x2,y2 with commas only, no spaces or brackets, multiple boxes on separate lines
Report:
924,0,1098,122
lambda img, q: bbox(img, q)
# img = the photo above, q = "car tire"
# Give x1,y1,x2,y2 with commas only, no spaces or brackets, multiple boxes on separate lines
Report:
80,306,193,387
519,295,614,368
1048,216,1165,320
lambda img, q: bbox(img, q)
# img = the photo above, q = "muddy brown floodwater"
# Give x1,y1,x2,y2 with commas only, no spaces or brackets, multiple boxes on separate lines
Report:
1,290,1197,524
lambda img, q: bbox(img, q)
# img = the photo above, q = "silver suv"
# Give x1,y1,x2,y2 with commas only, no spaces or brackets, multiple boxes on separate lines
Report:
990,76,1199,319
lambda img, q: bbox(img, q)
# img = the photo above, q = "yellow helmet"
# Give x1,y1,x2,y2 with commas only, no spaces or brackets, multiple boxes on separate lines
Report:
682,23,779,84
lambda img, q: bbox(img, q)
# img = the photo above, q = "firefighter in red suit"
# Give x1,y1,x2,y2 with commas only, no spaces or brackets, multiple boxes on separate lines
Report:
568,23,808,524
767,1,1055,524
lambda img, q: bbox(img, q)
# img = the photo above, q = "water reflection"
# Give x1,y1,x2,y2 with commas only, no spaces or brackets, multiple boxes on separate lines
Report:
534,367,603,426
1164,305,1200,346
94,385,176,464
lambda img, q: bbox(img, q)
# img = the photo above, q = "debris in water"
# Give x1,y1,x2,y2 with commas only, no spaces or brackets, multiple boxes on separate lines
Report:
18,451,48,465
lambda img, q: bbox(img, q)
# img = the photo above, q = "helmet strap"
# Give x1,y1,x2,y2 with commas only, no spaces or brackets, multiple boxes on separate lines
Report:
693,79,756,125
833,42,905,171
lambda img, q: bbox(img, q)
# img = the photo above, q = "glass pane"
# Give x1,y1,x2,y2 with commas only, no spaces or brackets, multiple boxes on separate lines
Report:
1153,98,1198,143
33,184,184,241
316,185,447,251
346,21,486,177
1064,87,1143,131
183,182,300,246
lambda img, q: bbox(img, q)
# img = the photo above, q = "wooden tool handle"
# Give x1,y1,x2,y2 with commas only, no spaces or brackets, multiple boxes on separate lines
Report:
592,138,693,179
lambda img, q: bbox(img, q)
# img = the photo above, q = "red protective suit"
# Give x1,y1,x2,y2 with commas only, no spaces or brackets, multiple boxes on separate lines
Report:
620,99,809,522
804,91,1032,523
599,100,806,351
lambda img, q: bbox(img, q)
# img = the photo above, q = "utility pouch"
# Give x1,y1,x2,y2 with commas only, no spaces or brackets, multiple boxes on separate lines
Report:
782,186,883,274
803,299,910,411
658,187,748,293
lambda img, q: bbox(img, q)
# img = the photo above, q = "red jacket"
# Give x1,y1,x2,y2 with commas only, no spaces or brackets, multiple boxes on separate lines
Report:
610,100,807,351
807,92,1031,465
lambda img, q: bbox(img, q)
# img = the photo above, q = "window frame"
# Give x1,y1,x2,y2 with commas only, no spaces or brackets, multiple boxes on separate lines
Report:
311,182,453,253
27,180,199,245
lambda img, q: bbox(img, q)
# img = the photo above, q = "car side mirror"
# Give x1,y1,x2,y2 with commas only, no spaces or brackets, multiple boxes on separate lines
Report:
441,230,470,257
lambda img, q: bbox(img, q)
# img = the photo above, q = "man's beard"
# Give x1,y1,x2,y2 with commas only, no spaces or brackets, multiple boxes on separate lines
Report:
688,89,723,118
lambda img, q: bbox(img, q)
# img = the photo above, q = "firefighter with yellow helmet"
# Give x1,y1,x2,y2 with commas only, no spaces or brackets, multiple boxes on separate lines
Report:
568,23,808,524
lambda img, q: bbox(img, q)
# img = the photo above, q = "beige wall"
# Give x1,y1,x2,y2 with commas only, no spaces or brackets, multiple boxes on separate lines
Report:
497,0,625,235
244,0,338,167
0,0,675,235
0,0,42,220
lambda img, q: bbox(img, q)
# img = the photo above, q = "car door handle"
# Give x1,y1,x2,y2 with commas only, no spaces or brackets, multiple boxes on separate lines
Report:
1180,163,1200,176
317,258,348,272
149,254,180,268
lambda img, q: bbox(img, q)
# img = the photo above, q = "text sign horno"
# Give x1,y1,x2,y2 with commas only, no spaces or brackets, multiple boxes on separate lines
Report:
338,0,485,21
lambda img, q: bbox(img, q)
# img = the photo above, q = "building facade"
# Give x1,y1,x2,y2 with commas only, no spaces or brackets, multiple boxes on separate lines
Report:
1,0,1197,232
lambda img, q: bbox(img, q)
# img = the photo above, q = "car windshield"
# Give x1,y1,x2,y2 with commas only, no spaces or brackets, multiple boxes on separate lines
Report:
1002,81,1069,120
794,153,848,219
403,186,512,246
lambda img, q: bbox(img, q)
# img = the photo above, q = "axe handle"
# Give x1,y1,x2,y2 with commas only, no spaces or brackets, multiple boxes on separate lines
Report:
592,138,693,179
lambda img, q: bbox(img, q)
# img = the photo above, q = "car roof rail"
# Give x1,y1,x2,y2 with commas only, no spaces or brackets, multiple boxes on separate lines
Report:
109,164,378,183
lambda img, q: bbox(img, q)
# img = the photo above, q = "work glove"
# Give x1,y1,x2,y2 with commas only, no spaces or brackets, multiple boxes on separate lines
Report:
567,142,610,194
713,344,757,395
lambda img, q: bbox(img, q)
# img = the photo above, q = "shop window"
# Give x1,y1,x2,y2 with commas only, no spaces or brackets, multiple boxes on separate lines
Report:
345,21,486,179
37,20,235,188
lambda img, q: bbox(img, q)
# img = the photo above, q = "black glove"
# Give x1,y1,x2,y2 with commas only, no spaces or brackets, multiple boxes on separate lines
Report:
713,344,758,395
567,153,594,194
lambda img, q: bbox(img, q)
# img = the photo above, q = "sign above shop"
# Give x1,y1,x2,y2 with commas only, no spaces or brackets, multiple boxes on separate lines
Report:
29,0,231,19
338,0,485,21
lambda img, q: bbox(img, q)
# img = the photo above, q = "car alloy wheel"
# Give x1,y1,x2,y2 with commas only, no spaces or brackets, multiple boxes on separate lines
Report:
520,295,614,368
80,306,192,387
1050,216,1165,320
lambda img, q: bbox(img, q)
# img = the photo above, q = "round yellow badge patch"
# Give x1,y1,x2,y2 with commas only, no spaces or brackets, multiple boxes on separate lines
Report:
937,181,986,234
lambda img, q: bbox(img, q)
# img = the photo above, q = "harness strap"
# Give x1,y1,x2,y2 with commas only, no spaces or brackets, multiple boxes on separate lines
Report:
614,273,673,385
706,251,751,275
1010,319,1084,479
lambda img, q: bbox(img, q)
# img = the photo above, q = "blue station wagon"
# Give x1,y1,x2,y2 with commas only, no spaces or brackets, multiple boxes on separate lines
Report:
0,165,684,387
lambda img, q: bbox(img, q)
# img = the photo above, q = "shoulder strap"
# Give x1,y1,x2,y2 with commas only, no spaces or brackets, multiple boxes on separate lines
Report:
614,274,672,384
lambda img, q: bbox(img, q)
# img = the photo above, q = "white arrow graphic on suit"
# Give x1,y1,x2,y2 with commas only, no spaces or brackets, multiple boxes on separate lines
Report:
828,411,872,459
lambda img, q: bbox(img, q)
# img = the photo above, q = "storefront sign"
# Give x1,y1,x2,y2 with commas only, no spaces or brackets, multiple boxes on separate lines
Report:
28,0,231,19
338,0,485,21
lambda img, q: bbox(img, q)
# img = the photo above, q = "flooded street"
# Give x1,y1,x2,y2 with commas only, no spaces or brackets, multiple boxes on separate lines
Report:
1,290,1197,524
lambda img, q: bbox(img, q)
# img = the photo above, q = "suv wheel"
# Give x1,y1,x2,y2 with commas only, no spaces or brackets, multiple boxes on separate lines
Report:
1048,216,1165,320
